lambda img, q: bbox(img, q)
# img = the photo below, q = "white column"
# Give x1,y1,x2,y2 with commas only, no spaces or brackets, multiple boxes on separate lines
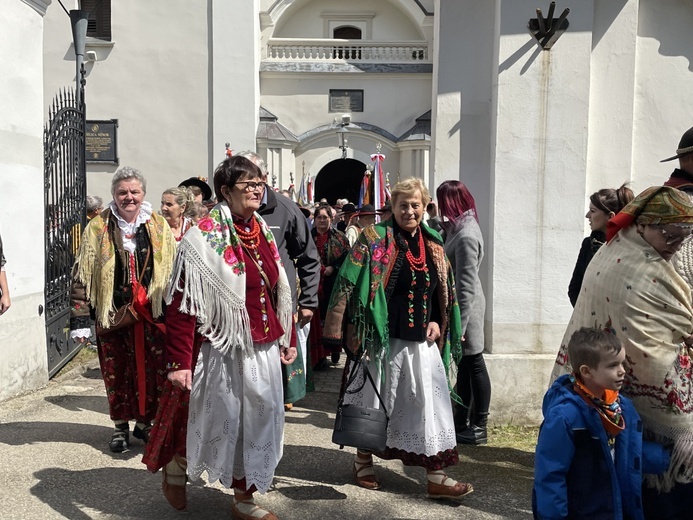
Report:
432,0,496,232
211,0,260,172
0,0,51,400
491,1,593,355
586,0,639,194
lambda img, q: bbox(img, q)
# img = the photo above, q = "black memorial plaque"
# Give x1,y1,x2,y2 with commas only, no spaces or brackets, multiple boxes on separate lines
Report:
86,120,118,164
329,90,364,112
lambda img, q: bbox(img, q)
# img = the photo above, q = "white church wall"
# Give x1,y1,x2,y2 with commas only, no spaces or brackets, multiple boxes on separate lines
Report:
261,74,432,139
490,1,594,360
272,0,424,40
42,1,211,204
0,0,50,401
632,0,693,188
585,0,638,202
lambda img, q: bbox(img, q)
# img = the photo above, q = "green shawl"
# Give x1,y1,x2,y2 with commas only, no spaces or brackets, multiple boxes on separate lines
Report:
323,219,463,400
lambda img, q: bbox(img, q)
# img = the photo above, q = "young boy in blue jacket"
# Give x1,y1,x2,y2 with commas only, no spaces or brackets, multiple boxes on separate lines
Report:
533,327,670,520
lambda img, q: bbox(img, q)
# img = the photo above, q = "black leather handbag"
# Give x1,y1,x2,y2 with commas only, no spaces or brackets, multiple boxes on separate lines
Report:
332,360,389,452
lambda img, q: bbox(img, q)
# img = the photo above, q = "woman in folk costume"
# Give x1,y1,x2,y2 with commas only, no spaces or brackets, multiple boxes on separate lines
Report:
308,203,350,370
323,178,473,499
70,166,176,452
147,156,295,520
550,186,693,519
160,186,196,242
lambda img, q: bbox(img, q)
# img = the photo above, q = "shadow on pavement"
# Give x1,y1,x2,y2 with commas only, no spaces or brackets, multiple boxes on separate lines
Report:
0,421,145,461
31,466,232,520
44,394,109,414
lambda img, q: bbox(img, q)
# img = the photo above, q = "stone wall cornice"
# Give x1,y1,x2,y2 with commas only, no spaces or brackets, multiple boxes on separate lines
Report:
21,0,52,16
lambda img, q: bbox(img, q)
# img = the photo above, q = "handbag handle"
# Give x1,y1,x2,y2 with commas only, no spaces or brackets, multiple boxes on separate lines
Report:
342,360,389,420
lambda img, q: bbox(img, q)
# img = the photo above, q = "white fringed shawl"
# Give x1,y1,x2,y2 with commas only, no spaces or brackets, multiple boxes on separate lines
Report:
552,226,693,491
166,202,293,356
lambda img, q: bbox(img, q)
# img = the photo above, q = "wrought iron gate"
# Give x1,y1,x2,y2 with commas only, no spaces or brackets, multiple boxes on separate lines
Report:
44,80,86,377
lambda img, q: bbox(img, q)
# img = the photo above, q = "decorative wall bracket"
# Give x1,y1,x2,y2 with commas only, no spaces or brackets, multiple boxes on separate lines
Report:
529,2,570,50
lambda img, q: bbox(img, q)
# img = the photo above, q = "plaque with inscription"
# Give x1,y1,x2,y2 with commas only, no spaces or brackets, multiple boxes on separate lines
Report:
86,120,118,164
329,90,364,113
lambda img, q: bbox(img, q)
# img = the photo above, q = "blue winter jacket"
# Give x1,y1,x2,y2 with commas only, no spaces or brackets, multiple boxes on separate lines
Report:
532,375,670,520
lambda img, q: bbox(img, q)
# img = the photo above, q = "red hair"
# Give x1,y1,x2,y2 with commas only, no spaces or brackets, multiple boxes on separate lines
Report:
436,180,478,224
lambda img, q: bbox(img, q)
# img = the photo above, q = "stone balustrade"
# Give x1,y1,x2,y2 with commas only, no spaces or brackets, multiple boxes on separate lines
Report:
266,38,430,62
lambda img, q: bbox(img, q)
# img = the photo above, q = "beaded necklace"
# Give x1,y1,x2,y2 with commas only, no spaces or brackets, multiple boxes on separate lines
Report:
405,229,430,328
233,217,261,250
236,216,270,334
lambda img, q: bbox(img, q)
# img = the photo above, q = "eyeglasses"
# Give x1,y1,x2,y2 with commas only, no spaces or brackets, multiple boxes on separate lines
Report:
655,225,693,246
235,181,265,193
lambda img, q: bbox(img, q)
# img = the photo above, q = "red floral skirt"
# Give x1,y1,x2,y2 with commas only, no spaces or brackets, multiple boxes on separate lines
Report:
142,340,201,473
376,446,459,470
96,321,166,423
142,380,190,472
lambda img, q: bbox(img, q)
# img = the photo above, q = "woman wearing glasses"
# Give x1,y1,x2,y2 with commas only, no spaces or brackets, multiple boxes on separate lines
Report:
144,156,295,520
551,186,693,518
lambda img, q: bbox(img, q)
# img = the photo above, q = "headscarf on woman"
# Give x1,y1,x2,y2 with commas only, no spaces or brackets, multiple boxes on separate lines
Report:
552,186,693,491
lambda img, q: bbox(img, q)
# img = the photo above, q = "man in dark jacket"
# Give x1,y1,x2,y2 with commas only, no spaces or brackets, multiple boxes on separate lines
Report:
240,152,321,406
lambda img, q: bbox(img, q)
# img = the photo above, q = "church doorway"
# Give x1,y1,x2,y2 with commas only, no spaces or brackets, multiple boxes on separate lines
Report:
314,158,366,206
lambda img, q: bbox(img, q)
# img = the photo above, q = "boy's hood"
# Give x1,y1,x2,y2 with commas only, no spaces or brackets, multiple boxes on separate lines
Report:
542,374,581,414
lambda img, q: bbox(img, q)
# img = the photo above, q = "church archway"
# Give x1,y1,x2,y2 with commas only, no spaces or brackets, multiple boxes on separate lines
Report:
314,158,366,206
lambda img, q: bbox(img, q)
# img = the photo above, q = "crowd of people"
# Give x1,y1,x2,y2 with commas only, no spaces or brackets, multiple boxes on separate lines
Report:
64,155,489,519
51,127,693,519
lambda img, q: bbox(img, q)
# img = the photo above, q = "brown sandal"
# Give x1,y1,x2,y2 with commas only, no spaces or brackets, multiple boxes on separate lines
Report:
427,474,474,500
353,458,381,490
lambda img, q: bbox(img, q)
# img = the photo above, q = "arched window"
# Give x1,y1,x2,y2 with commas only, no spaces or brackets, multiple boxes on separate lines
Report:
333,26,362,60
333,26,362,40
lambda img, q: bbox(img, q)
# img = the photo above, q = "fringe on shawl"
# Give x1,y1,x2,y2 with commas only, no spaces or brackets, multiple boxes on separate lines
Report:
166,238,294,357
75,211,175,327
327,226,463,404
150,222,176,320
274,272,294,350
167,240,252,357
75,226,117,328
642,417,693,492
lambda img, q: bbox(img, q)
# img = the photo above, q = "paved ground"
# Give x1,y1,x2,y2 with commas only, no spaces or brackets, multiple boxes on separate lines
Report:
0,359,535,520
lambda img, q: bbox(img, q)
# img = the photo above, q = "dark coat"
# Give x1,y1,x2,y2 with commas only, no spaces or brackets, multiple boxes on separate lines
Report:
533,375,670,520
568,230,605,307
259,188,320,312
443,213,485,355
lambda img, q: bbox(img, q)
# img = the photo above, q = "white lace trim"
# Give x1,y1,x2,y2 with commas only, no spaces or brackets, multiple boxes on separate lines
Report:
70,328,91,339
108,201,153,254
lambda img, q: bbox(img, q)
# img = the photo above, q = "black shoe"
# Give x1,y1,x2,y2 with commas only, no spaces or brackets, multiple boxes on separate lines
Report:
109,425,130,452
456,426,487,445
331,351,341,364
132,423,152,444
314,358,329,371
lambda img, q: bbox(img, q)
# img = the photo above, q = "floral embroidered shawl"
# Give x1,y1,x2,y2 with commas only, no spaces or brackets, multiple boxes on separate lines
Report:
166,202,293,356
323,220,463,399
312,227,350,268
74,207,176,327
551,225,693,490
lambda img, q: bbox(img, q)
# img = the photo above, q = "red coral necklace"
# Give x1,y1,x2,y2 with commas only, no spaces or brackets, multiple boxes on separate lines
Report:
234,217,261,250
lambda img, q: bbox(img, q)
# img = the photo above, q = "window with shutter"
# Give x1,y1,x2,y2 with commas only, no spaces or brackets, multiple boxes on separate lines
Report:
81,0,111,41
